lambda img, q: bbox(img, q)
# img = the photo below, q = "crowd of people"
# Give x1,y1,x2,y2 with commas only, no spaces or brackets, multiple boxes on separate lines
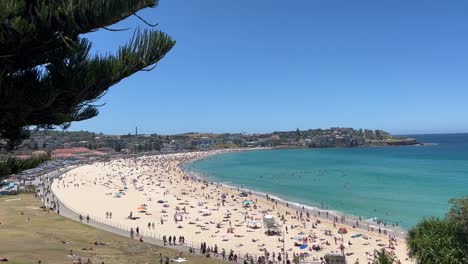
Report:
47,151,412,263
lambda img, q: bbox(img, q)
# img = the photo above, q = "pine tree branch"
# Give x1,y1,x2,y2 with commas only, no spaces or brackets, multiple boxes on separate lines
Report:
0,0,161,70
133,13,158,27
103,27,131,32
0,0,175,151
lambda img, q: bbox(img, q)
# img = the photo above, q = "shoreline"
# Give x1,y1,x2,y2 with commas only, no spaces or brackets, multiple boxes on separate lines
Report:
50,150,414,263
180,150,408,238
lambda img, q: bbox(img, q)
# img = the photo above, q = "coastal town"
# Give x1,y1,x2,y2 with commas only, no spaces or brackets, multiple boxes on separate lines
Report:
4,127,418,161
0,127,419,264
1,127,417,192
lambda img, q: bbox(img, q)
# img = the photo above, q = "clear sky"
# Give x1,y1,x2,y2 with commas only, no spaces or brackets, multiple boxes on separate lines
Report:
70,0,468,135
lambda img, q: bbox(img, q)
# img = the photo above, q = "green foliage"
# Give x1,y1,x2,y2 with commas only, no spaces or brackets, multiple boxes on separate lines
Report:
447,196,468,235
407,199,468,264
216,143,238,149
295,128,301,142
372,248,396,264
114,142,123,152
152,141,161,151
0,154,51,180
0,127,31,151
0,0,175,151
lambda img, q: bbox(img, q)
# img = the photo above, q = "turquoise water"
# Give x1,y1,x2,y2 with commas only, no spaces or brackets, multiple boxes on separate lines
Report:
189,134,468,229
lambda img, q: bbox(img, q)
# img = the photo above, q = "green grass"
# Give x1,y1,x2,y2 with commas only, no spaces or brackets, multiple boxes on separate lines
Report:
0,194,224,264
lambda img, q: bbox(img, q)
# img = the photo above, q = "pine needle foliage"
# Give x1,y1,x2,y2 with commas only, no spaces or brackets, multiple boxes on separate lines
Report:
0,0,175,151
407,198,468,264
372,248,396,264
0,153,51,180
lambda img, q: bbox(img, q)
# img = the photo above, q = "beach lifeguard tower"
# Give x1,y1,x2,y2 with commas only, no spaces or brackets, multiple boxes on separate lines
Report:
263,214,277,229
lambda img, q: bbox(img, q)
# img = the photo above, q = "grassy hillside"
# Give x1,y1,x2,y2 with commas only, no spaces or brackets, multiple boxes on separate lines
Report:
0,194,225,264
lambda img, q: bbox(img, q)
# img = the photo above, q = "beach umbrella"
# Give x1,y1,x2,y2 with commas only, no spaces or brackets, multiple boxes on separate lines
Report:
137,206,146,210
338,227,348,234
158,200,164,203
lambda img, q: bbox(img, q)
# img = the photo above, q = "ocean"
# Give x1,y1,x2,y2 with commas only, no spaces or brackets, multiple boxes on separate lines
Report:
188,134,468,229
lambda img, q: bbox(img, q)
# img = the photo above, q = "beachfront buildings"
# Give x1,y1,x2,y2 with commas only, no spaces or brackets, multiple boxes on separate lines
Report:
10,128,416,158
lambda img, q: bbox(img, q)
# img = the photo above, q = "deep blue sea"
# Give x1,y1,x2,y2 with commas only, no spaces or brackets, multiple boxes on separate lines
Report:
189,134,468,229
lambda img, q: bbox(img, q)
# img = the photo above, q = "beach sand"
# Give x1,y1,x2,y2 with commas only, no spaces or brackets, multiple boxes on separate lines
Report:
51,151,414,263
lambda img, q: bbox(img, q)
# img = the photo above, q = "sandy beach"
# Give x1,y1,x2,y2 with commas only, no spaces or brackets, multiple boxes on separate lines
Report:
51,151,414,263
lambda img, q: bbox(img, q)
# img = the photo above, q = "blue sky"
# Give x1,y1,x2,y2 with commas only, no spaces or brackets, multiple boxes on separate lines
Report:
70,0,468,135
